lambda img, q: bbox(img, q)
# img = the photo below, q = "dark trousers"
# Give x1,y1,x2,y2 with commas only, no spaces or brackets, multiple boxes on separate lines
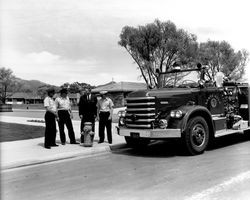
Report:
58,110,76,144
44,111,57,147
99,112,112,143
80,116,95,143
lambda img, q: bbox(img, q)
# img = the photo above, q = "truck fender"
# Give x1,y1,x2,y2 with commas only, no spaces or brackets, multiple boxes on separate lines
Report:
179,105,215,137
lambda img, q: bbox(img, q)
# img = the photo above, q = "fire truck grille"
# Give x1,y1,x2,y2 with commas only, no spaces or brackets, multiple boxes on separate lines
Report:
125,97,156,129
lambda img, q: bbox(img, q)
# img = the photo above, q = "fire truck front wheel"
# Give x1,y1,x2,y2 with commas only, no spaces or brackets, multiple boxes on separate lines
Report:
125,136,150,148
182,116,209,155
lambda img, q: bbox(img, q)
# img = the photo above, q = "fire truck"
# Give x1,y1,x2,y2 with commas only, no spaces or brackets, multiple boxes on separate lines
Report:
117,64,250,155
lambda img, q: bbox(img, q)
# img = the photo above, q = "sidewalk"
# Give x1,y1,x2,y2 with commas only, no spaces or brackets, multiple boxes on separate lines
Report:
0,116,126,170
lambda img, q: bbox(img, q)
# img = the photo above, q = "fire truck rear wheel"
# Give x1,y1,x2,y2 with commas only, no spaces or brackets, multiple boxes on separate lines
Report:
125,136,150,148
183,116,209,155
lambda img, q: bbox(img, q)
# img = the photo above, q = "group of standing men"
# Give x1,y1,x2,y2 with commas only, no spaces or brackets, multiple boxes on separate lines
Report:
43,87,114,149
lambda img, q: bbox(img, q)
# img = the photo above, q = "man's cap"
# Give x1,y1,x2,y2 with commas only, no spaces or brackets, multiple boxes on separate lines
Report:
60,88,68,94
100,90,108,95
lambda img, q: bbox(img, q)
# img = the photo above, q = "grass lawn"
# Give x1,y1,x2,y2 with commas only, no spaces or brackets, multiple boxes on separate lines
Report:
0,122,45,142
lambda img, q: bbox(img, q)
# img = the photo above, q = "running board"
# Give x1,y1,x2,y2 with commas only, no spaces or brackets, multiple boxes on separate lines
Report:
215,127,250,138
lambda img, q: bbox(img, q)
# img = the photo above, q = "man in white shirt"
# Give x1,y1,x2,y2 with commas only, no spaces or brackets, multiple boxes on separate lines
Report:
97,91,114,144
44,88,58,149
215,71,225,87
55,88,78,145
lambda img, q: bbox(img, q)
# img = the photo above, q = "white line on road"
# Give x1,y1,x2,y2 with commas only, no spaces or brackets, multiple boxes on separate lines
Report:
185,171,250,200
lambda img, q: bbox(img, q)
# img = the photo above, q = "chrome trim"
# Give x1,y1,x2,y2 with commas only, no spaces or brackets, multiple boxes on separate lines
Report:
212,116,226,121
240,104,248,109
119,127,181,138
126,108,155,112
126,124,152,128
125,96,156,129
126,97,155,101
215,129,248,137
211,114,224,117
160,101,169,104
126,113,155,117
126,119,155,123
127,102,155,106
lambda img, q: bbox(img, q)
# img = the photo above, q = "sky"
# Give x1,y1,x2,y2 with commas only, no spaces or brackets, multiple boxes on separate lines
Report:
1,0,250,86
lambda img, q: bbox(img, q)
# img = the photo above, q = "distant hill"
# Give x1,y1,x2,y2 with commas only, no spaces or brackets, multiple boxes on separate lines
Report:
15,78,53,93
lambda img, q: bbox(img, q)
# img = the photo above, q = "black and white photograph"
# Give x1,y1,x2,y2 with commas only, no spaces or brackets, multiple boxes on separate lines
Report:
1,0,250,199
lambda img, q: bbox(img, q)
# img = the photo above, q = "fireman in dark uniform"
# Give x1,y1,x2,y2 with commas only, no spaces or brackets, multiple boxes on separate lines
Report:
78,88,97,143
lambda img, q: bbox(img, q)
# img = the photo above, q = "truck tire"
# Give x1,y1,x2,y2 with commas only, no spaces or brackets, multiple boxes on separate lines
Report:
182,116,209,155
125,136,150,148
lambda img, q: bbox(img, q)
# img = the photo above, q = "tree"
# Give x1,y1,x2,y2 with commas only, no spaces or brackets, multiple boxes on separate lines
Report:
60,82,95,93
118,19,199,87
198,40,249,81
37,84,59,99
0,67,21,104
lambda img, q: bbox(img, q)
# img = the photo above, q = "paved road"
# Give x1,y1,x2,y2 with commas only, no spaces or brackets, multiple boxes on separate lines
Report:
2,135,250,200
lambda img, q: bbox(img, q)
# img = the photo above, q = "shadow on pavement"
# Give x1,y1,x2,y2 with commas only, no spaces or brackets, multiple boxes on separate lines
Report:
112,139,188,158
112,133,250,158
207,133,250,151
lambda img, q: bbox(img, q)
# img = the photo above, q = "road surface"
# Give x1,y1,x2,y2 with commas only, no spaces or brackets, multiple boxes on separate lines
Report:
2,134,250,200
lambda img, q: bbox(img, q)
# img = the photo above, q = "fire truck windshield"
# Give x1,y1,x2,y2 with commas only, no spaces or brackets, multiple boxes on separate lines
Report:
158,70,200,88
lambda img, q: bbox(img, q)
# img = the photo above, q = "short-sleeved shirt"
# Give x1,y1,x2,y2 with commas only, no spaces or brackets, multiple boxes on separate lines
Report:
215,72,225,87
97,97,114,112
44,96,56,112
55,96,71,111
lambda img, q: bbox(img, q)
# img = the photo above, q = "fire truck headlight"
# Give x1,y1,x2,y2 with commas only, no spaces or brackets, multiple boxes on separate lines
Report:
175,110,183,118
159,119,168,129
170,110,183,118
170,111,175,118
119,117,125,126
118,110,126,117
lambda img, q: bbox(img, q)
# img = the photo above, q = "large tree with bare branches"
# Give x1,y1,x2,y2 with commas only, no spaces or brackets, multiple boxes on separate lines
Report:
118,19,199,87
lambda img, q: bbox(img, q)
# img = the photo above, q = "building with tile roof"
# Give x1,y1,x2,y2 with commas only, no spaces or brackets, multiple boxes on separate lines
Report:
6,92,43,104
6,92,80,106
92,81,147,107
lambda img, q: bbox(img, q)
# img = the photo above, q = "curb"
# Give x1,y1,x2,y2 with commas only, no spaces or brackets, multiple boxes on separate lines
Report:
1,143,128,171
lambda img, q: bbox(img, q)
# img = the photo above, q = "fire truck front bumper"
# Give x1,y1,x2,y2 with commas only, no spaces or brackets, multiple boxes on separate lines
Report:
117,127,181,139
